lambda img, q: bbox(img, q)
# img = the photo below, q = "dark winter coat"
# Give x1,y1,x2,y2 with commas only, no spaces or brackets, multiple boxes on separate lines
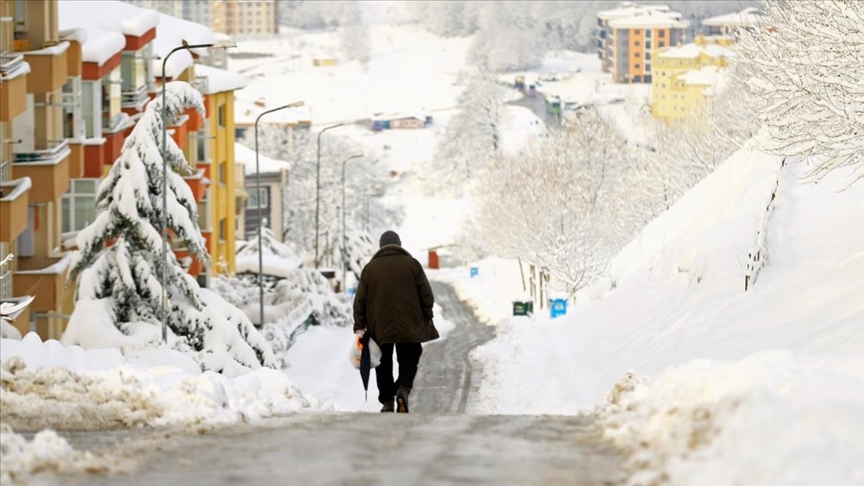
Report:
353,245,439,345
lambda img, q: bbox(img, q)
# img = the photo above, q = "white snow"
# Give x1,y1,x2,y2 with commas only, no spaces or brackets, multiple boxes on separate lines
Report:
153,12,216,79
234,142,291,176
59,0,159,38
1,333,323,432
23,41,70,56
0,177,32,202
444,138,864,482
195,64,247,94
77,28,126,66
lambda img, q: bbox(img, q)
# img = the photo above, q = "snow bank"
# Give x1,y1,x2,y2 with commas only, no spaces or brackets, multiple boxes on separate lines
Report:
460,141,864,481
0,426,128,485
0,334,322,432
596,352,864,485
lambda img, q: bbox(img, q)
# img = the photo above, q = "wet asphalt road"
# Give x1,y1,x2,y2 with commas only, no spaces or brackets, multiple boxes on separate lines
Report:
53,282,623,486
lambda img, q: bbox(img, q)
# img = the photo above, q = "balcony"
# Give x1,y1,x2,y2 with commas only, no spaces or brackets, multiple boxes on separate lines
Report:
0,52,28,121
0,295,33,338
170,114,190,150
173,248,204,277
184,168,210,203
0,178,31,242
23,42,69,94
12,140,71,203
121,84,150,112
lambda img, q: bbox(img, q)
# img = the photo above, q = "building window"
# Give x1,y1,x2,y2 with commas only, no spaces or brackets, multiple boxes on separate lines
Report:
218,104,225,127
646,30,652,38
659,30,665,38
61,179,99,233
646,41,651,49
646,52,651,60
247,186,270,209
62,77,84,140
219,218,227,242
634,41,640,46
659,42,665,48
198,190,211,230
102,67,122,132
634,52,640,58
635,64,640,69
634,29,640,34
82,80,101,138
219,162,226,184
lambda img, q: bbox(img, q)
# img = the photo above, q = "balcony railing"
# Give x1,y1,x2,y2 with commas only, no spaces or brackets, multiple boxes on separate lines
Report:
0,270,11,300
121,84,150,108
0,52,25,77
13,139,71,165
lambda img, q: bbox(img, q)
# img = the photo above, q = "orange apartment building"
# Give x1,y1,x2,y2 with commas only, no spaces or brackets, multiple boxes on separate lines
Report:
596,2,688,84
0,0,243,339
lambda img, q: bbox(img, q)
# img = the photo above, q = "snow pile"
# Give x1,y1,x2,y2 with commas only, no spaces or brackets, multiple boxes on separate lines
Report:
596,352,864,485
0,334,322,432
0,426,127,485
456,140,864,481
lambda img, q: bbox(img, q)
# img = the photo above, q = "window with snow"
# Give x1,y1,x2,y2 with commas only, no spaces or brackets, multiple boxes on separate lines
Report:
61,179,98,233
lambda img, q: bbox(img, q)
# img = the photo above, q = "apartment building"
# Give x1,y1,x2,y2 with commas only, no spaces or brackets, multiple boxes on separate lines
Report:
211,0,278,37
650,36,736,122
124,0,211,31
596,2,688,84
702,7,768,38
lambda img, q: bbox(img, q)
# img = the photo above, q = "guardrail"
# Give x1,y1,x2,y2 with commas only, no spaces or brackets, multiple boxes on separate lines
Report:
13,139,70,164
121,84,149,107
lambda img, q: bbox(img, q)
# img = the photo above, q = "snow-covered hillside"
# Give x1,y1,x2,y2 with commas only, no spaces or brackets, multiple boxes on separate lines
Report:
443,137,864,482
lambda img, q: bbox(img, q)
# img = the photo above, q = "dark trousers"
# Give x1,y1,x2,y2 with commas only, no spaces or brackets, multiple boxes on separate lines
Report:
376,342,423,404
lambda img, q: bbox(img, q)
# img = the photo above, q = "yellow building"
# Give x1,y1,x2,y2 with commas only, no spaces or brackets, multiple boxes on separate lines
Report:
650,36,736,122
596,2,688,83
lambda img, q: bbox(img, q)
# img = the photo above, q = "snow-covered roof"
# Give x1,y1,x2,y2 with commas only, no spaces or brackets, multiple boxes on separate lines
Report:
597,2,673,21
0,177,32,201
24,41,70,56
657,42,737,61
80,28,126,65
234,142,291,176
677,66,722,85
151,13,220,79
234,97,312,126
195,64,247,94
59,0,160,38
59,27,87,44
608,12,688,29
702,8,768,28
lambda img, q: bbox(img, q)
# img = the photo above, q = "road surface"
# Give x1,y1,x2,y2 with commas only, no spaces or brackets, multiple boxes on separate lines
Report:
51,282,623,485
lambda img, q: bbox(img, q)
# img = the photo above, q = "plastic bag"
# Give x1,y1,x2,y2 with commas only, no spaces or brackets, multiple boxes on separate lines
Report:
349,332,381,369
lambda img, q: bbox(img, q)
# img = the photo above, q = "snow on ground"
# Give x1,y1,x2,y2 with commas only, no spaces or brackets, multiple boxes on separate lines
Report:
281,304,454,412
0,333,324,432
442,137,864,482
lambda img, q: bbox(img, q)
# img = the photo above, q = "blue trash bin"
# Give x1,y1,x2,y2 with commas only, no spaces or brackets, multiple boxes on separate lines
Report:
470,266,479,278
549,298,567,319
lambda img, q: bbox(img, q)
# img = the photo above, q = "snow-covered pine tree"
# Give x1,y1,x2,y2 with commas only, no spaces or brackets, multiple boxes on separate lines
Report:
64,81,276,376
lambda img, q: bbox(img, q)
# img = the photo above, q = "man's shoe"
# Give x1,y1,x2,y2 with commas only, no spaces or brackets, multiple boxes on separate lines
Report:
396,387,410,413
380,400,394,413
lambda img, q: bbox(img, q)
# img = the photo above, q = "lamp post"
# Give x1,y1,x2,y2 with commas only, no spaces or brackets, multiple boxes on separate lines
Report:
314,122,346,268
340,153,363,292
160,39,235,344
254,101,304,326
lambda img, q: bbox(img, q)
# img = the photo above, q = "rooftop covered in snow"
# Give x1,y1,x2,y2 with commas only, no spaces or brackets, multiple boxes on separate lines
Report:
657,42,737,61
597,2,675,21
58,0,160,38
153,13,218,79
194,64,247,94
702,7,769,28
234,142,291,176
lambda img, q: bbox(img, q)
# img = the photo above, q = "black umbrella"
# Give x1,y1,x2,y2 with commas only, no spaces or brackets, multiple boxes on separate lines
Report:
359,332,371,400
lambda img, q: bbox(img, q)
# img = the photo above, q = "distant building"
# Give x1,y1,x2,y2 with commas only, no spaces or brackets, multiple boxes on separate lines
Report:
596,2,689,84
312,55,338,67
211,0,279,37
650,36,736,122
234,143,289,242
372,113,431,131
702,7,769,38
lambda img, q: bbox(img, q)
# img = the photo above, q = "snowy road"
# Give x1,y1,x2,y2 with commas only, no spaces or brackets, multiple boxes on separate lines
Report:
73,413,622,486
49,282,624,485
412,281,495,414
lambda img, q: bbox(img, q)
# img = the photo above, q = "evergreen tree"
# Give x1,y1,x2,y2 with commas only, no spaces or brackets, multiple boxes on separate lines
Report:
65,82,276,376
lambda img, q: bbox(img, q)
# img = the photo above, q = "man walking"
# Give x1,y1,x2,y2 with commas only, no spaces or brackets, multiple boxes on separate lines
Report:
353,230,439,413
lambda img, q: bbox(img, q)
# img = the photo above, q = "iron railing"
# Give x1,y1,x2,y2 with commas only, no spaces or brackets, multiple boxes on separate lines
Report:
121,84,150,107
0,52,25,77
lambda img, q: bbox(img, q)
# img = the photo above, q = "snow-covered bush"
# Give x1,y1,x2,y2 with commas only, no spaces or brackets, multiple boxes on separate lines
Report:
63,82,276,376
737,0,864,183
214,226,352,366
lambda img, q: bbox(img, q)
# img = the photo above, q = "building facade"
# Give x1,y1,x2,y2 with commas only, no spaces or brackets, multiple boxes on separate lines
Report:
596,2,688,84
650,36,735,122
210,0,279,37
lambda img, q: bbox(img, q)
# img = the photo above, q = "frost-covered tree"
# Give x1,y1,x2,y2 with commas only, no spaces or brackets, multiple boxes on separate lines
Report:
64,82,276,376
338,1,371,66
407,1,480,37
646,70,759,209
242,126,399,267
736,0,864,183
427,71,506,197
468,2,546,72
475,109,636,295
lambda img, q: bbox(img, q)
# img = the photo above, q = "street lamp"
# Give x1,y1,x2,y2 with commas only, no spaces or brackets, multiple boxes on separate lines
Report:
340,153,363,292
160,39,235,344
254,100,304,326
314,122,346,268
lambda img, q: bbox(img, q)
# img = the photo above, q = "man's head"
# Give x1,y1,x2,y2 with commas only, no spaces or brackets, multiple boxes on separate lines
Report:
379,230,401,248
